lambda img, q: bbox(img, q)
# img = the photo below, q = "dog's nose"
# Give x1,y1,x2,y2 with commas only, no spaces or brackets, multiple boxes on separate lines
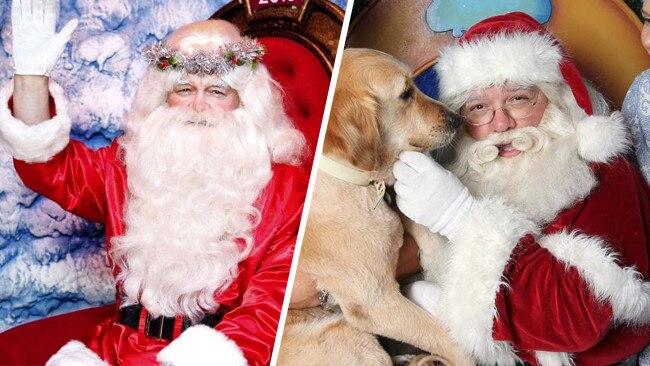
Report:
446,111,463,129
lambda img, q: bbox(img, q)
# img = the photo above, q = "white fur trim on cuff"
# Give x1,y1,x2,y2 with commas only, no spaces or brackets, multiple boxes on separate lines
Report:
0,80,71,163
436,32,564,109
45,340,108,366
539,231,650,325
438,197,539,365
157,325,247,366
576,112,630,163
535,350,575,366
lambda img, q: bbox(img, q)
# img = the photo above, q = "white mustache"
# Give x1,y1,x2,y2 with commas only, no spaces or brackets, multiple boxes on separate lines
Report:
470,126,548,164
460,126,549,179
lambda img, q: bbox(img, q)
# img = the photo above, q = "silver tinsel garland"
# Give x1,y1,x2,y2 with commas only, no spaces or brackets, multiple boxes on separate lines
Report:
142,38,265,75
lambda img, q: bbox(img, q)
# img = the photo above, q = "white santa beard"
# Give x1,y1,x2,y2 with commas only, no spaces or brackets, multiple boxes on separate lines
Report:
112,105,272,321
450,103,597,225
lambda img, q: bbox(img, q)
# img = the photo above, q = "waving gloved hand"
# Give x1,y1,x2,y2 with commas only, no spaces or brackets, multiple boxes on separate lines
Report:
11,0,78,76
393,151,474,237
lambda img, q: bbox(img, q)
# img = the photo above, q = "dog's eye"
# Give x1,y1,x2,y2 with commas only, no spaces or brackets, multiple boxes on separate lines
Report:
400,88,414,100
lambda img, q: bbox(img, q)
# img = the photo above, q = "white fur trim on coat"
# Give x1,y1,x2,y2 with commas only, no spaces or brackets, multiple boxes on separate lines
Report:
576,111,630,163
539,231,650,325
0,80,71,163
436,31,564,109
45,340,108,366
437,197,539,366
157,324,247,366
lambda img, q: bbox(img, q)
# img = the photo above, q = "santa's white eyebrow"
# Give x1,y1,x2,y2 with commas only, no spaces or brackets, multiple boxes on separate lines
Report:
174,79,191,86
208,81,228,88
504,85,536,93
173,79,228,88
465,94,487,103
467,85,535,100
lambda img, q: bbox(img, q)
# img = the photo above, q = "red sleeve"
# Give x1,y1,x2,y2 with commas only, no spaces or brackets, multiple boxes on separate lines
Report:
493,157,650,356
215,165,308,365
12,140,116,224
492,239,613,352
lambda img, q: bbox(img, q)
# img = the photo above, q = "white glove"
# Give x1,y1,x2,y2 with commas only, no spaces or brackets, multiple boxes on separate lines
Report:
402,280,442,315
45,340,109,366
11,0,78,76
393,151,474,237
157,325,247,366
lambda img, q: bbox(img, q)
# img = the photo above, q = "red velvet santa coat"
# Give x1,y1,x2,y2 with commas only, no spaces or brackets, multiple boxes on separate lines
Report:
425,115,650,366
0,81,308,366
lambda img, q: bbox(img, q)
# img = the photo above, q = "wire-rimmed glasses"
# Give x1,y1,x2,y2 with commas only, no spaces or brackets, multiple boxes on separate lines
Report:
461,88,540,126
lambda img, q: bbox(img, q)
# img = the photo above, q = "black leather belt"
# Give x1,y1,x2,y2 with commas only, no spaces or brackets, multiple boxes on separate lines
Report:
118,304,222,341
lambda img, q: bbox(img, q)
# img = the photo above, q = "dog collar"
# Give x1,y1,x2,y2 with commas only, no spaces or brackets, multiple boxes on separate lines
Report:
318,155,386,209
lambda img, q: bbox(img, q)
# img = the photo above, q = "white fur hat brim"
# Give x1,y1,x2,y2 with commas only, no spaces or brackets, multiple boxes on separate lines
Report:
436,31,564,110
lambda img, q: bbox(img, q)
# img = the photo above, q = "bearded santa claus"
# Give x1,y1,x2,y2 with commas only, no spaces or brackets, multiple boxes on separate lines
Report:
0,1,307,365
394,12,650,366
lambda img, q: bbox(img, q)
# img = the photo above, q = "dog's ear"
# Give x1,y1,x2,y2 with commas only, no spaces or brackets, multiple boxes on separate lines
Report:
323,86,380,171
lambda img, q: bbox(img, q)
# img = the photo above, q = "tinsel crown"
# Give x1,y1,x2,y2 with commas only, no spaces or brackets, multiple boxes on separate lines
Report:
143,38,266,75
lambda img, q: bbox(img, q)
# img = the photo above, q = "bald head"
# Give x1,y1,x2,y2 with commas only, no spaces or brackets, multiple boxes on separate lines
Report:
167,20,243,53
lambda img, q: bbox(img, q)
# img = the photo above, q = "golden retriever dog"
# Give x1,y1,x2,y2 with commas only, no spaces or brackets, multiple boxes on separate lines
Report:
277,48,474,365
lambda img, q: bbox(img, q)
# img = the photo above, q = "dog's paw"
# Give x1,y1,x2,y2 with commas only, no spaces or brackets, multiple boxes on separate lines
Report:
402,280,442,315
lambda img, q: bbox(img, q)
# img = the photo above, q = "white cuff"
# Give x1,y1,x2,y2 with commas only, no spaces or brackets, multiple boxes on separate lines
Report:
45,340,108,366
0,80,71,163
157,325,247,366
439,196,538,365
539,231,650,325
534,350,575,366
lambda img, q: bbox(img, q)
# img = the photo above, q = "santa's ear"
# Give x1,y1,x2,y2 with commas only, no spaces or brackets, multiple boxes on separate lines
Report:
576,111,631,163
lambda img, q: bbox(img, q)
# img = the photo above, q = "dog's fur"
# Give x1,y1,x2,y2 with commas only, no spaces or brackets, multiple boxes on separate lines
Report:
278,49,473,365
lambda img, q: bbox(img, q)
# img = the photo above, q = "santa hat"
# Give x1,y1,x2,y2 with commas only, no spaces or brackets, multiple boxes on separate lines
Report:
435,12,593,116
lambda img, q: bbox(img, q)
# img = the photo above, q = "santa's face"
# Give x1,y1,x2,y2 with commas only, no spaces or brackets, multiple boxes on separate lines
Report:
450,101,596,225
461,83,549,157
167,74,240,113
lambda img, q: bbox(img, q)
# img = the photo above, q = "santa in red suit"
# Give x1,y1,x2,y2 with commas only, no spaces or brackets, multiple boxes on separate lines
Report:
394,12,650,366
0,1,307,365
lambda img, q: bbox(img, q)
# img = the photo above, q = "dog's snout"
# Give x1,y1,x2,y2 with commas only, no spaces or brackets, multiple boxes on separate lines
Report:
446,111,463,129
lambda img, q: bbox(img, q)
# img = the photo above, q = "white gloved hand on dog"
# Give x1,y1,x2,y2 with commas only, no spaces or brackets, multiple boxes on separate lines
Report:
393,151,474,238
11,0,78,76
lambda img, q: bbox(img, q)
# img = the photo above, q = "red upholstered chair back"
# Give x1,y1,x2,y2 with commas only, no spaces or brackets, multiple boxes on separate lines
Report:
260,37,329,168
213,0,344,168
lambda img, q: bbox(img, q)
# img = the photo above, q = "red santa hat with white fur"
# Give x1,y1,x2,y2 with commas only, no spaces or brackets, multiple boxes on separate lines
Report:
436,12,592,114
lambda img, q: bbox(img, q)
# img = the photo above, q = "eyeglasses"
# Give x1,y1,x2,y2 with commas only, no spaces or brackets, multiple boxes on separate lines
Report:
461,89,540,126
